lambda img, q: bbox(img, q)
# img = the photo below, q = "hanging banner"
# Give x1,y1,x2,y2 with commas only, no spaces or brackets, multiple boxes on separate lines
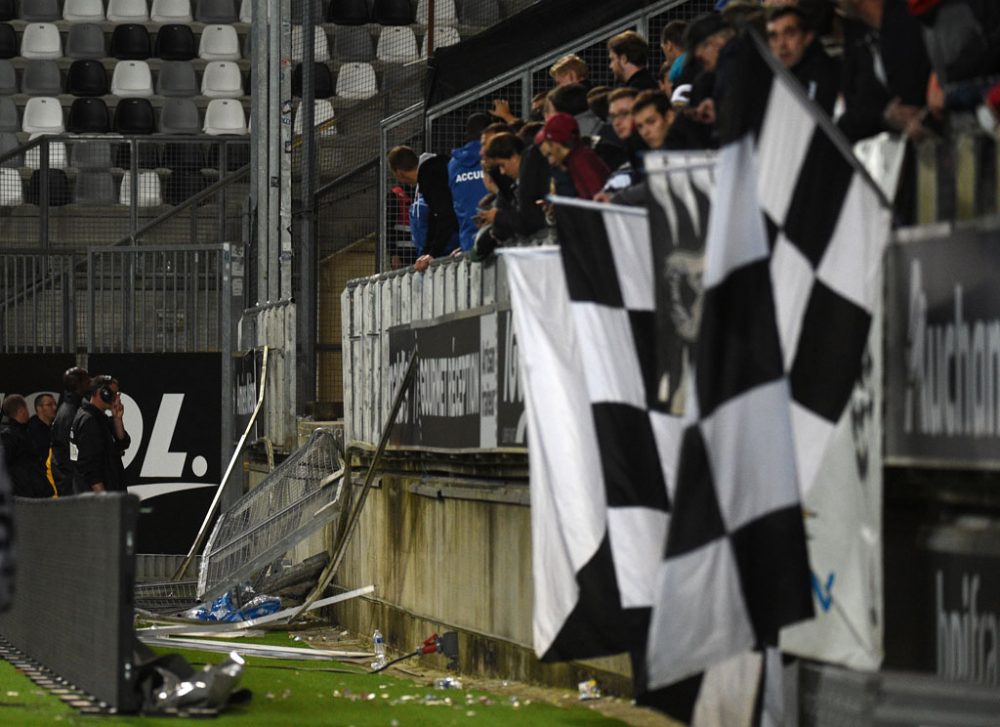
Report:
886,227,1000,468
89,352,222,553
387,309,525,450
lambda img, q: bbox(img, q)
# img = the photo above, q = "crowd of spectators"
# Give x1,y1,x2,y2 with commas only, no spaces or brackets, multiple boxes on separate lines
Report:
1,367,130,499
384,0,1000,268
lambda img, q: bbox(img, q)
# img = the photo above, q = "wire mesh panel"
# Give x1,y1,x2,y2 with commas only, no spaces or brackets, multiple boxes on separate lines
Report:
0,251,79,352
88,245,231,353
134,581,200,614
197,427,345,603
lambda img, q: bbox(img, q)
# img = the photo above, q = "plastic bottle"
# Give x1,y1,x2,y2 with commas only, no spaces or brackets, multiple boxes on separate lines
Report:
372,629,387,669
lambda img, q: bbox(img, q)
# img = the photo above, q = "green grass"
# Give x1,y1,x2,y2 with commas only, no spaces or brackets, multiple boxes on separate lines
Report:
0,634,626,726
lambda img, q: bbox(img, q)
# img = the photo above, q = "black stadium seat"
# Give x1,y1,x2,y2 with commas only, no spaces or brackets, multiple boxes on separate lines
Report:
115,139,161,169
67,97,111,133
162,141,206,172
67,59,109,96
26,169,71,206
113,97,155,134
154,24,196,60
291,62,334,99
195,0,237,23
0,23,16,59
372,0,413,25
110,24,151,60
0,0,14,21
328,0,368,24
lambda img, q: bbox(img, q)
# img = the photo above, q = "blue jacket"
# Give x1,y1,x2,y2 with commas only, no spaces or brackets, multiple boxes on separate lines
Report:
447,140,488,252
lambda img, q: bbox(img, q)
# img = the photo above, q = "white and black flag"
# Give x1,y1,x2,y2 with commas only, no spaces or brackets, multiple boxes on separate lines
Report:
645,33,891,692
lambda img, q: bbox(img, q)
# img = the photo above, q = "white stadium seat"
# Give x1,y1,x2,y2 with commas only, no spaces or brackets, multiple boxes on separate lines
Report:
111,60,153,97
203,98,247,135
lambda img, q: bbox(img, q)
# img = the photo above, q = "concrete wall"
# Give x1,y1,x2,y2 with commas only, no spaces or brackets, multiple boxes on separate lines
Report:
331,471,633,692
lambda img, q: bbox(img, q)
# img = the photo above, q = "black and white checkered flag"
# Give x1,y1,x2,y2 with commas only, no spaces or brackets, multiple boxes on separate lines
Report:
645,34,891,690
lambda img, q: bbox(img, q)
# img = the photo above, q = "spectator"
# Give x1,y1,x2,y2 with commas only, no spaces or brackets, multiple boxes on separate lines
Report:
70,376,131,495
608,30,658,90
482,132,551,246
549,54,591,90
684,14,736,128
51,366,89,497
388,145,459,272
449,113,491,253
547,83,606,137
1,395,53,498
632,90,676,151
386,181,415,269
767,6,840,113
26,392,55,464
657,60,674,98
587,86,612,123
661,20,688,68
601,88,645,193
535,113,610,199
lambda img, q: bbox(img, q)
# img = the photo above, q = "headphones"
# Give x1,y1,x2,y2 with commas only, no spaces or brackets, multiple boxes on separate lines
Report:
90,375,117,404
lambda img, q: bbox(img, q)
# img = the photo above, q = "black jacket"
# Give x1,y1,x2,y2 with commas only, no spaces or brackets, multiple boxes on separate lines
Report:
492,144,550,241
417,154,459,258
0,420,52,498
792,40,841,116
25,415,50,463
70,401,130,494
50,390,81,497
621,67,658,91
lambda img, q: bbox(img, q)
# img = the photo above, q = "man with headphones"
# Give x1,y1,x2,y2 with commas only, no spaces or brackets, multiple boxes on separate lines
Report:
69,375,131,494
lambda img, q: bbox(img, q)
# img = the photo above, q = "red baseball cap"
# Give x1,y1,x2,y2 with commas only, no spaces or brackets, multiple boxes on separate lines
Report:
534,112,579,146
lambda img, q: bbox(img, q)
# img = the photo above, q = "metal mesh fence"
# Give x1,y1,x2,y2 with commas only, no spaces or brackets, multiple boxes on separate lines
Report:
0,251,79,353
197,427,345,603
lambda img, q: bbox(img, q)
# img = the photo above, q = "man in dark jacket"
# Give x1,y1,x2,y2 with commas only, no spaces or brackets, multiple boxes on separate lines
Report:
448,113,490,253
388,145,459,272
1,395,53,498
70,376,131,495
608,30,659,90
767,6,840,114
50,366,90,497
26,392,56,464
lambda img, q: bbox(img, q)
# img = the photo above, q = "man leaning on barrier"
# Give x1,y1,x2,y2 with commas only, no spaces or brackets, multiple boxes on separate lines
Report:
69,375,130,495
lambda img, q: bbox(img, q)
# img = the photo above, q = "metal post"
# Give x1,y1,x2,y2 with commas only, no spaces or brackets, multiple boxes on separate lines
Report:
129,140,139,240
427,0,435,58
218,141,228,240
251,0,270,304
39,141,49,248
220,243,236,510
298,0,317,410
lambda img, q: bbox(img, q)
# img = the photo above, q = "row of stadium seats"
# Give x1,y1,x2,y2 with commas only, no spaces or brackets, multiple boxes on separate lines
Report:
292,23,461,63
0,58,247,96
0,136,248,170
0,0,250,23
7,95,247,133
0,22,248,60
327,0,500,28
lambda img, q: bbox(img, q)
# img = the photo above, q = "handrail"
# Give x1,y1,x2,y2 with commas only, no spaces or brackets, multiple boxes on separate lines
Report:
113,163,251,246
311,157,379,202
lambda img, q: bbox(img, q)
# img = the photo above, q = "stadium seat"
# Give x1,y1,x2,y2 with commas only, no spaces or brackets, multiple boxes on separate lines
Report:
291,62,333,99
111,60,154,97
114,139,160,168
293,98,336,137
416,0,457,26
21,59,63,96
154,24,196,60
208,139,247,170
156,60,197,96
21,23,62,59
22,97,64,134
74,170,117,204
158,97,200,133
113,97,155,133
0,23,14,58
198,24,241,61
67,59,109,96
66,23,107,59
110,24,151,59
26,134,68,170
0,97,18,130
372,0,412,25
331,25,373,62
107,0,149,22
335,62,376,100
162,140,204,171
420,25,461,58
376,26,418,63
26,169,71,205
151,0,192,22
67,97,111,132
290,25,329,63
458,0,499,26
71,139,113,169
0,167,21,205
203,98,246,135
0,59,16,94
163,169,206,204
195,0,237,23
328,0,368,24
119,170,161,206
0,0,13,21
290,0,322,23
0,132,22,167
238,0,250,22
20,0,60,21
201,61,242,98
63,0,106,22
